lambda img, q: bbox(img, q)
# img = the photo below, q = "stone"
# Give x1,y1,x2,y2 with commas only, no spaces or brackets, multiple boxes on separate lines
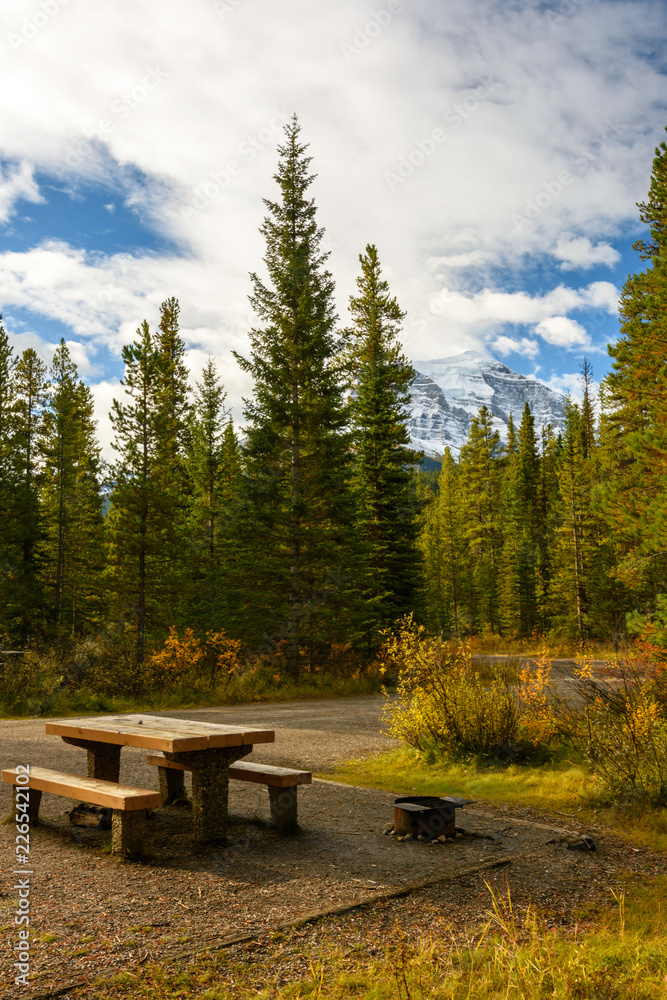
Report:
111,809,146,856
164,745,252,845
268,784,298,834
62,736,121,782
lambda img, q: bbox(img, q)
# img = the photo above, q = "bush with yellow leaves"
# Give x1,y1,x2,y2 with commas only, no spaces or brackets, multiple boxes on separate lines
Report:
564,651,667,806
145,626,241,693
380,615,538,759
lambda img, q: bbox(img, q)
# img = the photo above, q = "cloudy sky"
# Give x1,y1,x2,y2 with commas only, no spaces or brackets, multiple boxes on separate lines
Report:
0,0,665,456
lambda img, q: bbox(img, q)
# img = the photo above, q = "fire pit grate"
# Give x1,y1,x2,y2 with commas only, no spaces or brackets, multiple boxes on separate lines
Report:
389,795,476,842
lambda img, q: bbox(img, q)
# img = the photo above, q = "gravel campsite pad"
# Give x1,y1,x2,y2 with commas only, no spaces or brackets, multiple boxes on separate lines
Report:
1,696,666,998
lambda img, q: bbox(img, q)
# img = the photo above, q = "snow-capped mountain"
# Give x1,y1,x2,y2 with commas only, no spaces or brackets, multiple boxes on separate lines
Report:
409,351,567,459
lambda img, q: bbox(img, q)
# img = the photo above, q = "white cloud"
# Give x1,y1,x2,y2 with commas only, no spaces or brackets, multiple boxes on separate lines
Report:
0,161,43,223
6,324,101,377
0,0,662,431
405,280,618,354
535,316,590,348
581,280,620,313
492,335,540,358
89,379,122,463
553,236,621,270
539,372,601,409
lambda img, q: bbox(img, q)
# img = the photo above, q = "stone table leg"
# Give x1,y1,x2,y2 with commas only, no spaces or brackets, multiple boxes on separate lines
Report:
268,785,298,833
112,809,146,856
164,746,252,845
158,766,186,804
14,786,42,825
61,737,121,781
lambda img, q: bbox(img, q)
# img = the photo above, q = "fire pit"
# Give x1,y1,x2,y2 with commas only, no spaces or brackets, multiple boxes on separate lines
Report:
391,795,476,841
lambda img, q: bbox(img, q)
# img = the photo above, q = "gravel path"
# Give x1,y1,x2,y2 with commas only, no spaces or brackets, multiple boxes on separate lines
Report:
1,695,665,999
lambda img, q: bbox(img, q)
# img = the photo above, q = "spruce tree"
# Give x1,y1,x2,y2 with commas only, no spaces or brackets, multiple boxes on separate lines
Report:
419,447,465,635
346,244,423,640
108,321,161,666
458,406,503,632
536,424,561,632
11,349,49,642
39,339,104,634
185,358,240,631
601,128,667,608
514,403,541,636
234,115,352,677
0,318,16,640
551,400,597,637
153,297,191,625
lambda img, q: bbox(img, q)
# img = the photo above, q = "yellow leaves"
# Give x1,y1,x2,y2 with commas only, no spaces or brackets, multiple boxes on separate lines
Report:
379,614,523,756
518,647,558,745
145,626,241,691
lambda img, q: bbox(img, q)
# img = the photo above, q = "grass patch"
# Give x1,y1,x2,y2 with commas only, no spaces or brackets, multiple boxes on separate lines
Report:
325,747,667,854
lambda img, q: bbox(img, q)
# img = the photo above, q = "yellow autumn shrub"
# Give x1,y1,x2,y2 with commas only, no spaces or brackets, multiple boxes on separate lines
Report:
380,615,524,758
145,626,241,692
565,651,667,805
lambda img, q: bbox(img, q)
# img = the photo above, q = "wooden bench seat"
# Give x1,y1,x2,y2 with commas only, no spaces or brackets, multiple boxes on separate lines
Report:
2,766,162,855
146,754,311,832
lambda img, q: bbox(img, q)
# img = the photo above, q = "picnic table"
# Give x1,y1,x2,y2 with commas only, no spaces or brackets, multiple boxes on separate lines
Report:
44,714,275,844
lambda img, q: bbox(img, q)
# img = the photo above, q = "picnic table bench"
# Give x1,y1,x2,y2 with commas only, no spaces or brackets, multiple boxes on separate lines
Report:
146,753,312,832
2,765,162,854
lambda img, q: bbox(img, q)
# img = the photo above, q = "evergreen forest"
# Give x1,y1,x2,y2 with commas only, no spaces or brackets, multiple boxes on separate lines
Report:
1,117,667,696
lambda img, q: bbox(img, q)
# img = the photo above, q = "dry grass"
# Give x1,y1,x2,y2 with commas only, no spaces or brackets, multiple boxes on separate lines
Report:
79,876,667,999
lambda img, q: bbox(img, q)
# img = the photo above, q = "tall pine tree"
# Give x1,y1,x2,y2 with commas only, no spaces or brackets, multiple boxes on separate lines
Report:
108,321,162,666
234,115,353,677
458,406,503,632
0,318,16,641
601,128,667,615
39,339,104,634
419,447,466,635
185,358,241,632
11,349,49,642
346,244,423,641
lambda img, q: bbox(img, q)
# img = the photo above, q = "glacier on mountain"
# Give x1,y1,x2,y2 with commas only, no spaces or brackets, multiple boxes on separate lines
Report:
408,351,567,459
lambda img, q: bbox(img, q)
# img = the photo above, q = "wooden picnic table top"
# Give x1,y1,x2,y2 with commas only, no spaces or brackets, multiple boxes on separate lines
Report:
45,714,275,754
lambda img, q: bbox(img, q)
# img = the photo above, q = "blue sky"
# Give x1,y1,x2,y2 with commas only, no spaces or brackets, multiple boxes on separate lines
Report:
0,0,665,456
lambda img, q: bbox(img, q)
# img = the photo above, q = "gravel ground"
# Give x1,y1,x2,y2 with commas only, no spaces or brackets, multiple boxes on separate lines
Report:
1,695,665,998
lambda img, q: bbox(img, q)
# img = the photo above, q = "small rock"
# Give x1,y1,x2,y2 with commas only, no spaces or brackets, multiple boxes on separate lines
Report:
383,823,393,834
437,835,447,844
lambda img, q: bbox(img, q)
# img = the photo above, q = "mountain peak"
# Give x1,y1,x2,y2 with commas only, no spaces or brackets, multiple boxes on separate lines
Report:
409,353,567,460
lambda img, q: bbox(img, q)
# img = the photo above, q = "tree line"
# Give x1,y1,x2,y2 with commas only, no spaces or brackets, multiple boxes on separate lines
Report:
0,118,422,677
1,118,666,673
